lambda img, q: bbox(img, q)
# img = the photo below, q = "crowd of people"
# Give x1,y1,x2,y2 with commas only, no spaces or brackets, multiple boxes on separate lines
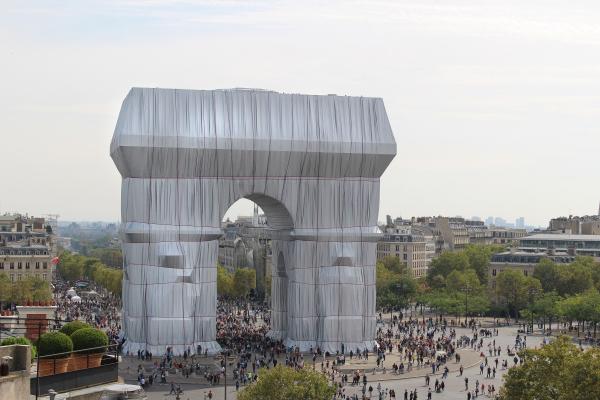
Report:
47,275,534,400
53,277,122,346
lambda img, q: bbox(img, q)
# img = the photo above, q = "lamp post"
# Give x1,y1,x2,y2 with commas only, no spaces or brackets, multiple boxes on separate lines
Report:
221,348,228,400
528,288,538,334
461,284,472,326
395,282,408,317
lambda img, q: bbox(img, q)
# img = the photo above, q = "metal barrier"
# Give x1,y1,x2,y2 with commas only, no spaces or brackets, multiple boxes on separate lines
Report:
31,345,119,396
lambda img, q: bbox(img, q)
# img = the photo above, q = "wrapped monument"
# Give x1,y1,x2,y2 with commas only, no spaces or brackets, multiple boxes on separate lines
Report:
111,88,396,354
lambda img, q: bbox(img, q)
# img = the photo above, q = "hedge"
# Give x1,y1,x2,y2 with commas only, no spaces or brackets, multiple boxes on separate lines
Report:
70,328,109,355
59,321,92,336
38,332,73,358
0,336,37,360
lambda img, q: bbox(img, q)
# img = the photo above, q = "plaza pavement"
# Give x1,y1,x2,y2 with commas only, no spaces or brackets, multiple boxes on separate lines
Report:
125,326,546,400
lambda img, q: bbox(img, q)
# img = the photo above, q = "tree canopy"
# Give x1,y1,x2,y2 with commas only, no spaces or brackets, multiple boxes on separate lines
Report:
500,336,600,400
237,365,335,400
376,257,416,309
57,251,123,296
217,265,256,298
495,269,542,318
0,273,52,304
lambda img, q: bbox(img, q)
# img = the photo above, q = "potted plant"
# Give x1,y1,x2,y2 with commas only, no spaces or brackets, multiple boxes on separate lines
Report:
1,336,37,362
59,321,91,336
70,328,109,370
37,332,73,376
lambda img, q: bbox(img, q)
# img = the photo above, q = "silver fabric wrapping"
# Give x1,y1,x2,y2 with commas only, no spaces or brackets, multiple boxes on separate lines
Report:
111,88,396,355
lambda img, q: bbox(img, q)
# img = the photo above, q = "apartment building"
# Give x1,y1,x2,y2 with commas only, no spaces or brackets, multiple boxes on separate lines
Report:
377,225,433,278
0,214,56,283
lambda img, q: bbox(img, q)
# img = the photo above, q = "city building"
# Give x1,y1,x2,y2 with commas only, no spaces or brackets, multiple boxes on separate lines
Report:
0,214,56,283
488,227,527,245
515,217,525,228
518,233,600,258
377,225,433,278
488,250,575,290
548,215,600,235
466,220,492,245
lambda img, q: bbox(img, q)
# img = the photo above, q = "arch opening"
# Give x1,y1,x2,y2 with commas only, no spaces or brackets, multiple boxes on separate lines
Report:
220,195,291,339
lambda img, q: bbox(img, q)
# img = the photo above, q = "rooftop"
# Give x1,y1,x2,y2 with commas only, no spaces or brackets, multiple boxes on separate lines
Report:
521,234,600,241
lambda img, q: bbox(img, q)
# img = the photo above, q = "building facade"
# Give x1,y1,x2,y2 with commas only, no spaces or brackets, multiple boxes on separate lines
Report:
549,215,600,235
488,250,575,290
377,225,433,278
518,234,600,258
488,227,527,245
0,214,55,283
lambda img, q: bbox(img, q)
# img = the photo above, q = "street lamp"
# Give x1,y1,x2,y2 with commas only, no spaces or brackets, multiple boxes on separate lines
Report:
528,288,538,334
461,284,472,326
395,282,408,318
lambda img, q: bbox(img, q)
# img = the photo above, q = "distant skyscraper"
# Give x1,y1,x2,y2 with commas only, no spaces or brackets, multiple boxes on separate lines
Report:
495,217,507,227
516,217,525,228
471,216,481,222
485,216,494,226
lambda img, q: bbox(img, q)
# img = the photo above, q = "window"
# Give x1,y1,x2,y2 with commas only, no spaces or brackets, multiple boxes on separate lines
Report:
0,262,3,269
36,262,40,269
17,262,22,269
524,270,528,276
17,274,21,281
25,262,30,269
10,274,15,282
42,273,47,281
10,262,14,269
395,245,400,252
492,269,496,276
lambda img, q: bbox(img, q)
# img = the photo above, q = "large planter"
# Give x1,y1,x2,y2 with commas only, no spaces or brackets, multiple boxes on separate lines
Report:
68,353,103,371
37,332,73,376
38,357,70,376
70,328,108,370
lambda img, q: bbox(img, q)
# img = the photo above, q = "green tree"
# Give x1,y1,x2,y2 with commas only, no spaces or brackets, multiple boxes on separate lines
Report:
217,265,234,297
500,336,600,400
496,270,542,319
381,255,406,274
233,268,256,298
427,251,469,287
463,244,504,284
89,248,123,268
26,275,53,302
376,260,417,309
533,258,560,292
558,290,600,337
57,252,84,281
531,291,562,332
0,273,11,307
237,365,336,400
555,261,593,296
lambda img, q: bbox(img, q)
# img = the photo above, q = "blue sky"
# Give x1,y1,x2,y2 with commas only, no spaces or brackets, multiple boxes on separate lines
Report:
1,1,600,225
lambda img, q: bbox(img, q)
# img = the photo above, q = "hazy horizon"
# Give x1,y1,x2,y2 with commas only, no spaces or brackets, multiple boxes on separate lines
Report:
2,1,599,226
